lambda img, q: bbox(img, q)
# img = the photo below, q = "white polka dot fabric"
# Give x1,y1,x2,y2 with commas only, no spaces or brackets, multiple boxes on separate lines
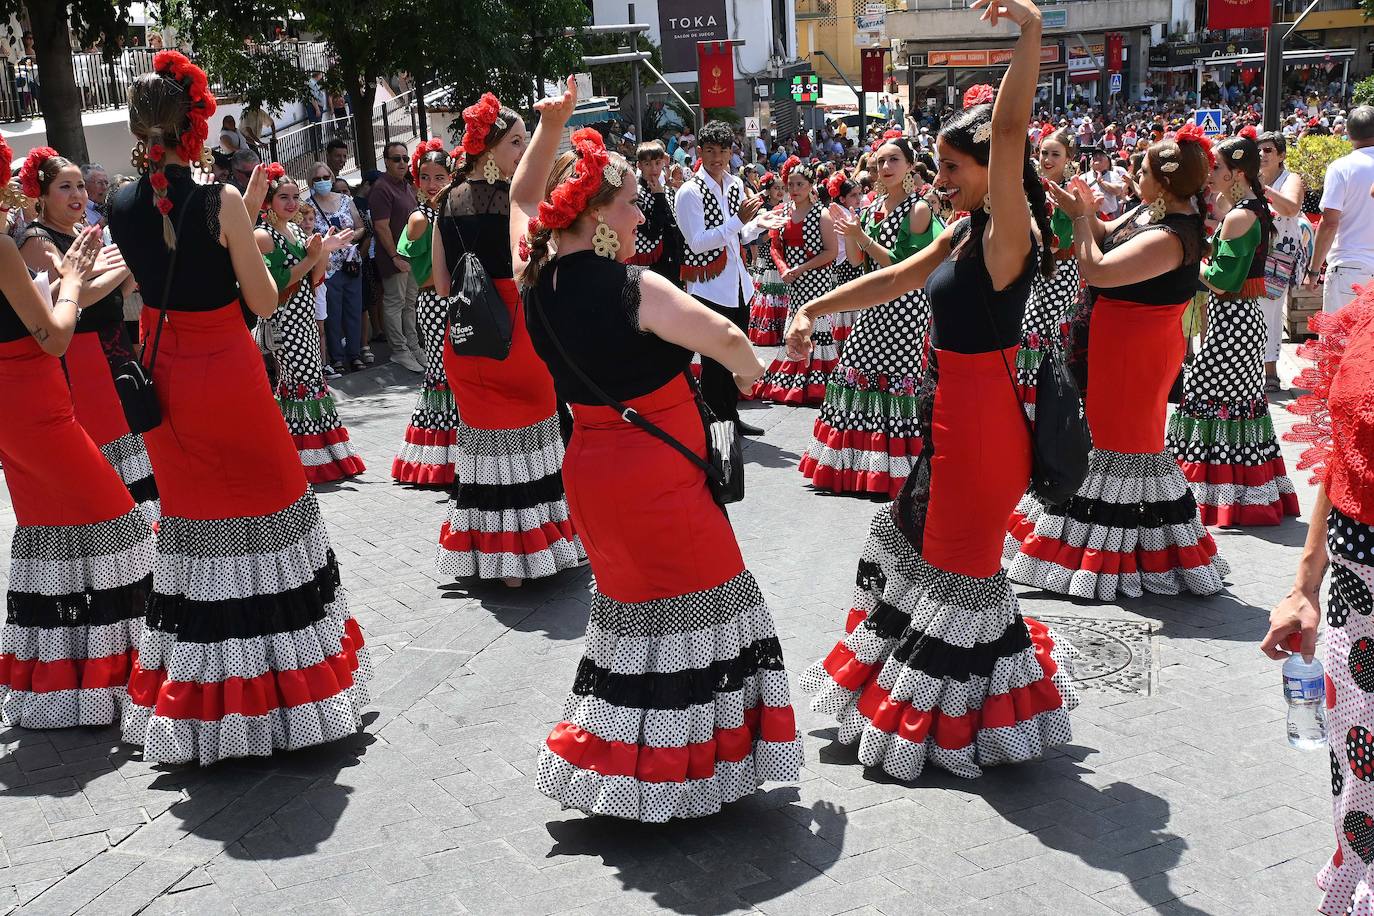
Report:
394,283,463,476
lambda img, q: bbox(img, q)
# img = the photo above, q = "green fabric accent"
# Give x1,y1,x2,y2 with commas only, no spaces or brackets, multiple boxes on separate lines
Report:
277,392,338,422
1202,220,1260,294
398,221,434,286
1050,207,1074,252
1167,410,1277,446
861,204,942,266
263,235,305,291
823,381,925,418
1016,347,1045,372
421,386,455,413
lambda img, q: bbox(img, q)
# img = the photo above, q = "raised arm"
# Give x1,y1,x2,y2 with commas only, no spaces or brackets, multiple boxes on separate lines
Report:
0,228,101,356
1048,179,1184,287
220,184,281,317
637,269,763,392
511,76,578,272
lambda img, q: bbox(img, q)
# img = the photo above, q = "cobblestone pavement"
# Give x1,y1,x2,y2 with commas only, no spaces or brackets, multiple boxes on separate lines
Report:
0,348,1332,916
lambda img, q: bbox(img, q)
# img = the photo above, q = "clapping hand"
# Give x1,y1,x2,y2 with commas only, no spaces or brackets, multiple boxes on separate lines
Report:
92,243,125,276
60,226,104,281
1045,175,1093,221
969,0,1042,29
739,193,764,223
785,310,814,362
320,226,351,253
534,75,578,126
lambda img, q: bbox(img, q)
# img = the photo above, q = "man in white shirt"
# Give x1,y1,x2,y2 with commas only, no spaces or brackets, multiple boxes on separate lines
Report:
1086,149,1127,219
675,120,771,434
1306,105,1374,313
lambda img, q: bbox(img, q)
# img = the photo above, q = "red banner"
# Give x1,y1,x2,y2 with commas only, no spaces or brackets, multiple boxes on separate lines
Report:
697,41,735,108
1207,0,1270,31
861,48,886,93
1106,33,1123,72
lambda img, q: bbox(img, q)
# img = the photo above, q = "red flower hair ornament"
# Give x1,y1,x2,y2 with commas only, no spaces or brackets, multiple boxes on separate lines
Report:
531,128,621,233
152,50,217,164
1238,124,1258,141
780,155,801,184
0,135,12,188
409,138,454,182
461,93,506,157
871,128,905,152
17,145,58,200
963,84,994,109
259,162,289,210
1172,122,1215,169
826,170,848,201
0,135,23,211
758,171,777,189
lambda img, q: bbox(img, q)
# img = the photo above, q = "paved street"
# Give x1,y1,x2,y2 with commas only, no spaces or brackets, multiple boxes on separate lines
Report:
0,347,1332,916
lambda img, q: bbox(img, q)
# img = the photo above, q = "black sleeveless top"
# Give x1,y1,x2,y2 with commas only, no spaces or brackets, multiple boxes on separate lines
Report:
924,212,1035,353
108,166,240,311
0,286,27,343
525,252,691,404
437,181,513,281
1236,196,1271,281
20,222,123,332
1092,205,1204,305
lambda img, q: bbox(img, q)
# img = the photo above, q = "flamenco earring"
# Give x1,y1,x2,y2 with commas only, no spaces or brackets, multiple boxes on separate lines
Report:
592,213,621,258
1229,180,1247,204
482,157,502,183
901,171,916,195
982,194,992,214
1147,194,1167,223
1064,160,1078,180
131,140,148,172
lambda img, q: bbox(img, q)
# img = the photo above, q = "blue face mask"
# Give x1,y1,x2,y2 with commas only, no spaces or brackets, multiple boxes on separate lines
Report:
312,179,334,195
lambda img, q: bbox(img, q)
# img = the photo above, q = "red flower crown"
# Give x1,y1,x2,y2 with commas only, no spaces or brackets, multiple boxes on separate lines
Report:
17,146,57,200
410,138,455,182
1172,122,1216,169
0,135,12,188
963,84,994,109
461,93,505,157
152,50,217,164
532,128,617,232
871,128,904,152
260,162,289,211
780,155,814,185
826,170,848,201
1238,124,1258,141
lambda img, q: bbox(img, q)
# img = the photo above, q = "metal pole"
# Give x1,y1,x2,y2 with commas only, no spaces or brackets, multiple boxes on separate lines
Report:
1263,0,1284,129
1343,58,1350,108
416,80,429,141
629,3,643,140
637,55,702,132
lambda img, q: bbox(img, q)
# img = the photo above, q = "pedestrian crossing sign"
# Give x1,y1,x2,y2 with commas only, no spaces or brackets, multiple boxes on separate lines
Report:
1194,109,1223,137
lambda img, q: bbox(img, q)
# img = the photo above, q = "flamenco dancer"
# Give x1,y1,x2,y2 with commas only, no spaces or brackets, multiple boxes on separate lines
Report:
1165,134,1301,526
109,52,370,764
254,163,363,483
0,144,154,730
627,141,681,283
392,139,461,486
790,0,1078,782
1262,288,1374,916
431,92,583,586
746,171,788,346
517,80,802,821
1004,126,1230,600
826,170,864,352
798,135,942,497
16,146,158,522
754,156,838,406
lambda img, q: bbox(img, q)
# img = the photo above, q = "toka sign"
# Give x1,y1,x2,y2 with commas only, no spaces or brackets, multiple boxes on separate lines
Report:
660,0,729,73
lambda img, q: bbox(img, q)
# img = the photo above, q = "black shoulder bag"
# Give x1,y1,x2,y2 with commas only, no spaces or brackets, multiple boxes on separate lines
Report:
445,214,513,360
981,292,1091,507
527,281,744,507
111,188,194,434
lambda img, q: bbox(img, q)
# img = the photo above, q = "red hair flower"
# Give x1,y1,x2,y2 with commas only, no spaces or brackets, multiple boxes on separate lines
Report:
147,143,165,163
18,146,57,200
826,170,847,201
780,155,801,184
535,128,616,231
963,84,994,109
156,197,174,216
264,162,286,183
1173,122,1216,169
410,137,448,182
1238,124,1258,141
153,50,217,163
149,171,169,191
461,93,504,157
0,135,11,188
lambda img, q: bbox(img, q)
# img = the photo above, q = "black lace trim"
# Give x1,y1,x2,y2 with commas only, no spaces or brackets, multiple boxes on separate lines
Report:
1038,489,1202,528
7,575,151,628
452,470,567,512
622,265,648,332
143,552,340,643
126,475,159,505
569,636,785,710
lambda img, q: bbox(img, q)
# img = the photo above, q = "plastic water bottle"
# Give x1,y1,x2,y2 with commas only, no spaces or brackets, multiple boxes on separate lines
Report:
1283,646,1326,750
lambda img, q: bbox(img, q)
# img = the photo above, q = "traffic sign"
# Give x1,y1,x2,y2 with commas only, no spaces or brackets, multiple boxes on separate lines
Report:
1194,108,1224,137
744,117,760,137
1109,72,1122,95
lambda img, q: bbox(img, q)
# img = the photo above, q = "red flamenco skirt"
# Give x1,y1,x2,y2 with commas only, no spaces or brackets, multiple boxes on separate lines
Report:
123,302,371,765
746,270,788,347
65,327,159,520
754,312,840,406
801,347,1078,781
536,376,802,821
393,286,459,486
0,337,153,729
437,279,584,581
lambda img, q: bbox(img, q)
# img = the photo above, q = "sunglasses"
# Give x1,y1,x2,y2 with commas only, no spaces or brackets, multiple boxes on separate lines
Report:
386,155,407,164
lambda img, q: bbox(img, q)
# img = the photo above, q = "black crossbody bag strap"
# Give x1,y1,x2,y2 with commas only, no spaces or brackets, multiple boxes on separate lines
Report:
528,281,724,485
143,186,196,373
978,294,1039,449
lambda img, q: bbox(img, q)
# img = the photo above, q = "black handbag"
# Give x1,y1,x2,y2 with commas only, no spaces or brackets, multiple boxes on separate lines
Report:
446,217,512,360
111,189,195,434
983,298,1091,506
528,284,744,507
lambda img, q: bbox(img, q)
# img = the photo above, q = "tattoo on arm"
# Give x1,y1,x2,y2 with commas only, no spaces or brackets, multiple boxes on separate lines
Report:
30,325,48,342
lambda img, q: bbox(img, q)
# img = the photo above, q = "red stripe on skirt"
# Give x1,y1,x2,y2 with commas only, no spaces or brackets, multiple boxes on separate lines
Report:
1196,496,1302,527
1011,514,1222,574
294,428,356,450
401,426,458,447
544,704,796,783
1177,456,1295,488
392,459,455,486
439,519,577,556
0,651,135,692
799,456,903,497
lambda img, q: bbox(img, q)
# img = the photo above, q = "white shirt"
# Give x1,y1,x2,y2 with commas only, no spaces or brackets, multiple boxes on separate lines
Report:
1089,166,1125,216
674,170,765,308
1320,146,1374,266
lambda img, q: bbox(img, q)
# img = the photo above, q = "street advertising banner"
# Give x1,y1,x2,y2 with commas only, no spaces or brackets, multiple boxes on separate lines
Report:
698,40,736,107
660,0,729,73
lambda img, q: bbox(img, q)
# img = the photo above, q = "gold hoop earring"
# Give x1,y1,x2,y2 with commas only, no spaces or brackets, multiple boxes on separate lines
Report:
131,140,148,172
1147,195,1167,223
482,157,502,183
901,171,916,195
592,215,621,258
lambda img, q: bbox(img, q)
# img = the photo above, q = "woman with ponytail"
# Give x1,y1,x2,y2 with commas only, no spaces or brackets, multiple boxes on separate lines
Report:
789,0,1078,783
429,92,583,587
391,139,460,486
797,134,942,497
108,52,371,764
16,146,158,523
824,170,864,352
1004,126,1232,600
1165,133,1301,526
754,156,839,405
745,170,787,345
254,163,362,482
0,137,154,730
516,80,801,821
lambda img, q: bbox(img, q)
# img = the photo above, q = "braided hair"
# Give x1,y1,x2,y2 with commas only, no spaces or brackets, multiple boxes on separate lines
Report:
1213,135,1274,241
940,103,1055,279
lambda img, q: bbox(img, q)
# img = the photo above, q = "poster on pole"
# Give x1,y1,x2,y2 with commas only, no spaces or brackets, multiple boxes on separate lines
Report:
855,2,886,48
659,0,729,73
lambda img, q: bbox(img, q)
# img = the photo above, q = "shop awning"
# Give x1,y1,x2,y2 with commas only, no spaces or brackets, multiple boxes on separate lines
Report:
1199,48,1354,67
